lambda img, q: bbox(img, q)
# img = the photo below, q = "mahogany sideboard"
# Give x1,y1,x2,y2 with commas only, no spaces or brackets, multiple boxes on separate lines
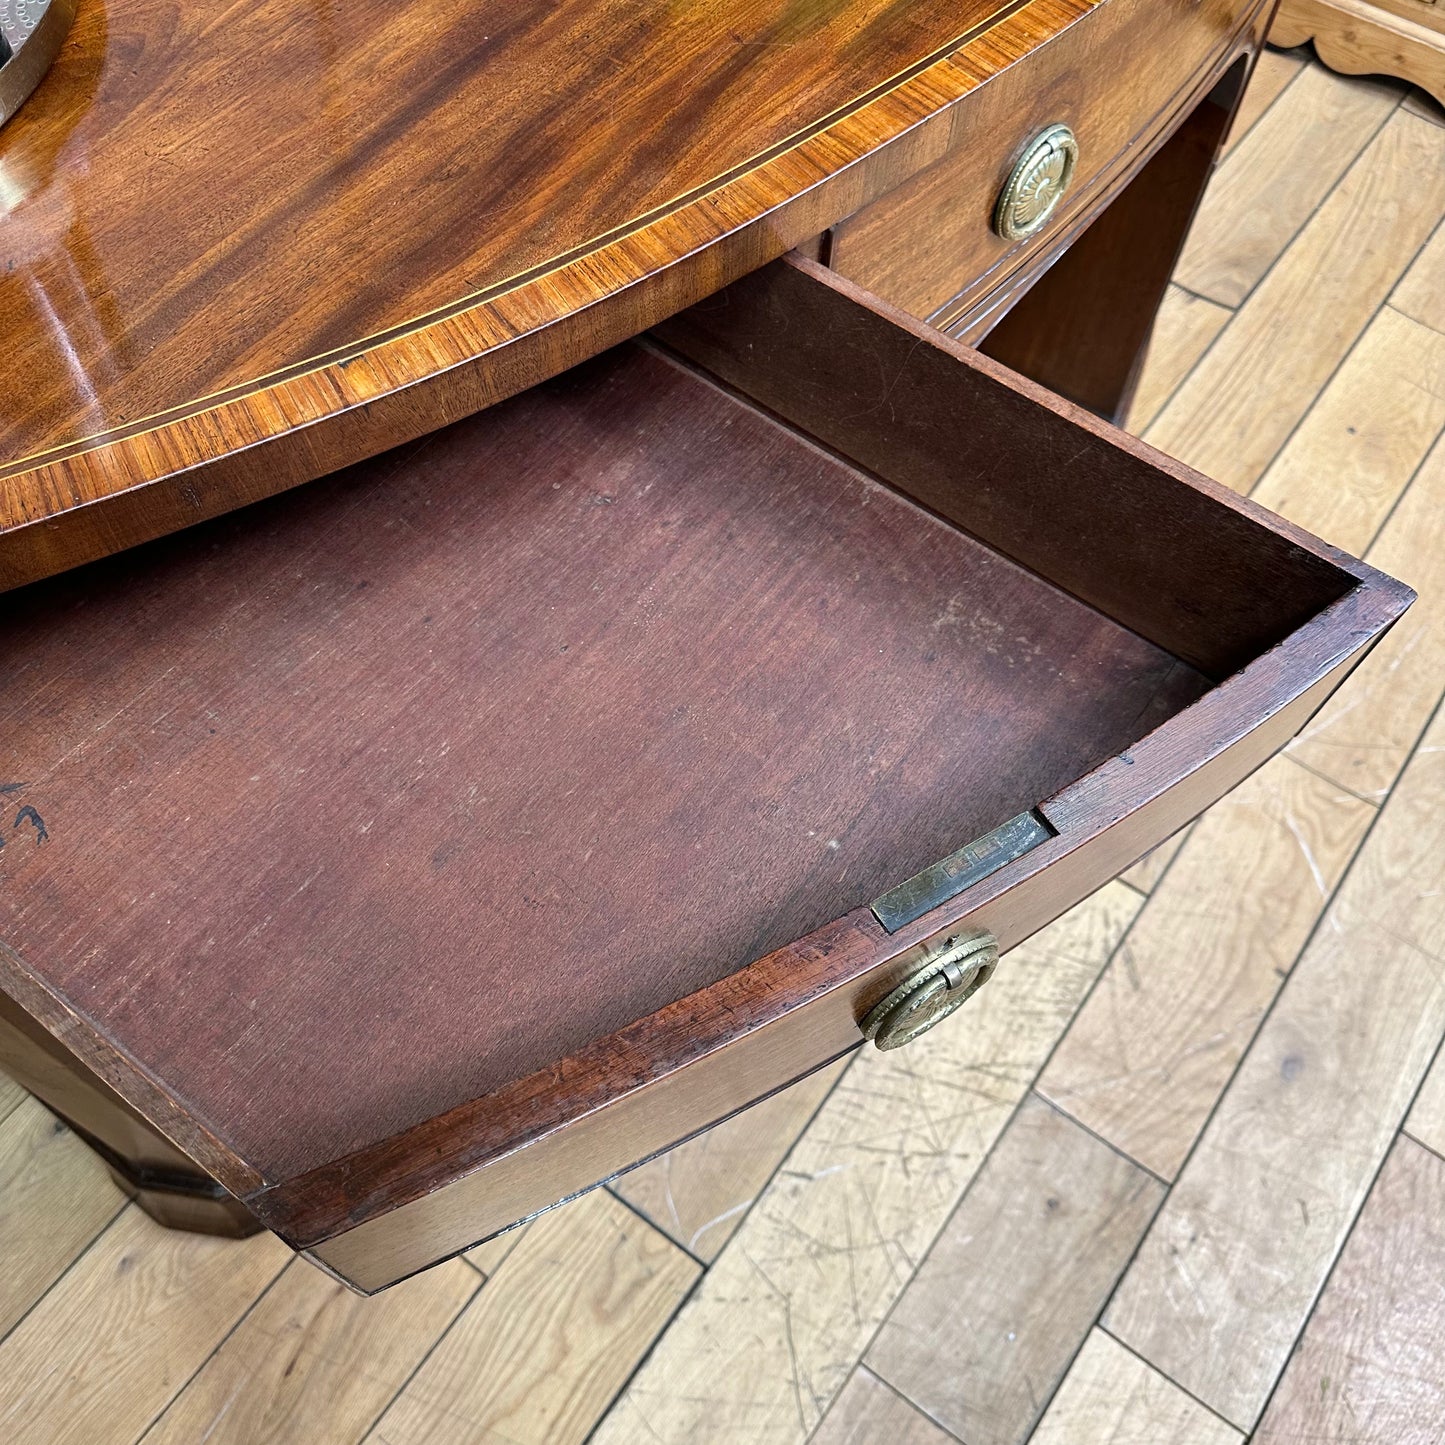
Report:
1,0,1413,1292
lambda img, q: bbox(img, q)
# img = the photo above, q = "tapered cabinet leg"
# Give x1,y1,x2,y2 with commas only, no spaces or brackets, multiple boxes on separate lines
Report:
979,59,1249,425
82,1134,263,1237
0,995,262,1238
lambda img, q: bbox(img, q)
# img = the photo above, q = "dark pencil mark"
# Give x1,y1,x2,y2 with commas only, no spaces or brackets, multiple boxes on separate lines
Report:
14,807,48,845
0,782,29,795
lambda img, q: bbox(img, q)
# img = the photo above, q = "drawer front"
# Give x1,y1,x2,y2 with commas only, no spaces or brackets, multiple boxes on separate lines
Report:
828,0,1263,323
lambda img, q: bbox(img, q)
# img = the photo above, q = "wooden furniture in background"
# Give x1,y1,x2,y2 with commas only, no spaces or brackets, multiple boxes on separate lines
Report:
1272,0,1445,106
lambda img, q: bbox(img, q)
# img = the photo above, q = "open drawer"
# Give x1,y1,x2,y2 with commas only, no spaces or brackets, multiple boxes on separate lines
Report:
0,257,1411,1291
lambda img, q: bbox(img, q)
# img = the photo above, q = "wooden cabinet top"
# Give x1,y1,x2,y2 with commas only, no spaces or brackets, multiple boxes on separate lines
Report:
0,0,1115,588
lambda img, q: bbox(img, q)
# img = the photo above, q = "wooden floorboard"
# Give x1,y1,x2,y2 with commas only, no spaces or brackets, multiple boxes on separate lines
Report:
1221,48,1307,159
1105,701,1445,1430
1253,1136,1445,1444
613,1059,849,1263
1038,754,1373,1181
1124,285,1233,435
1118,825,1193,895
1031,1330,1243,1445
1250,303,1445,554
865,1092,1163,1445
0,1099,126,1340
810,1368,958,1445
1288,429,1445,801
0,1211,290,1445
1172,64,1400,309
140,1260,478,1445
0,1073,24,1126
1148,108,1445,492
365,1191,698,1445
3,55,1445,1445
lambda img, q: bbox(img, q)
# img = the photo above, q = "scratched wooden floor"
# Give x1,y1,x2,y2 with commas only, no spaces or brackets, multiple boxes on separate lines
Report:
5,49,1445,1445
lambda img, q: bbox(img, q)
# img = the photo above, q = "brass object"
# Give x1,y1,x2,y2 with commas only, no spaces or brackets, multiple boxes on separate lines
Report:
0,0,76,130
993,123,1079,241
860,931,999,1051
872,810,1052,933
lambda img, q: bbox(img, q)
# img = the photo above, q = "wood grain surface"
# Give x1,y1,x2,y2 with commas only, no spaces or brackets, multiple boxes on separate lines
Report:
614,1059,848,1262
0,1097,119,1336
0,1210,290,1445
1254,1136,1445,1444
1172,62,1401,307
1119,827,1192,893
3,55,1443,1434
1219,47,1306,155
1032,1330,1244,1445
1289,426,1445,800
1272,0,1445,109
2,0,1129,589
1039,754,1373,1179
813,1369,958,1445
1,252,1405,1286
657,257,1360,679
1395,208,1445,332
140,1258,477,1445
1406,1029,1445,1159
976,68,1241,422
364,1191,698,1445
1252,304,1445,554
827,0,1255,321
0,1072,23,1126
1106,705,1445,1428
589,886,1141,1445
1,341,1206,1183
463,1224,530,1281
1124,286,1232,433
866,1093,1163,1445
2,53,1445,1433
1148,107,1445,491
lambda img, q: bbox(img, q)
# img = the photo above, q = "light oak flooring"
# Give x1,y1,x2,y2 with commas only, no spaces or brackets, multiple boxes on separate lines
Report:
5,49,1445,1445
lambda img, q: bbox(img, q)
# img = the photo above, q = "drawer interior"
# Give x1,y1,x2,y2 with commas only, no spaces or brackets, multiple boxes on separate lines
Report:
2,257,1383,1199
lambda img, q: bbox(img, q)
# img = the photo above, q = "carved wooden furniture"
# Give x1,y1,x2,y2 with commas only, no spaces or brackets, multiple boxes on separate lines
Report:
1272,0,1445,108
1,0,1413,1291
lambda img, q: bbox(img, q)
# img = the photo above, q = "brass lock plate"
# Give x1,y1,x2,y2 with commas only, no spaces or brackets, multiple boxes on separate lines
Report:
871,810,1051,934
861,931,999,1051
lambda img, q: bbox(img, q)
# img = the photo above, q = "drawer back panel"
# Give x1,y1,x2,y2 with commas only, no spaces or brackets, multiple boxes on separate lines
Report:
657,256,1355,680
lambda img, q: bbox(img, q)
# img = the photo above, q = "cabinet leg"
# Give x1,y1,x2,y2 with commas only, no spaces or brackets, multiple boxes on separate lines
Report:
0,995,262,1238
78,1127,263,1237
978,58,1249,425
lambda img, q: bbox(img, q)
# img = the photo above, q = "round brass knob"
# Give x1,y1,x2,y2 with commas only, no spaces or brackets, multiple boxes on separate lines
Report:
861,931,998,1051
993,124,1079,242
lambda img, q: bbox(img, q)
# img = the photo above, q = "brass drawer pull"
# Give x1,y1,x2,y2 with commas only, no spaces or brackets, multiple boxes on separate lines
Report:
861,931,999,1051
993,123,1079,241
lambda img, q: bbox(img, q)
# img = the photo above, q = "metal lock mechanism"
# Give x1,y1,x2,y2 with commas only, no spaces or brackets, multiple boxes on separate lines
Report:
860,930,999,1051
993,123,1079,242
0,0,77,130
